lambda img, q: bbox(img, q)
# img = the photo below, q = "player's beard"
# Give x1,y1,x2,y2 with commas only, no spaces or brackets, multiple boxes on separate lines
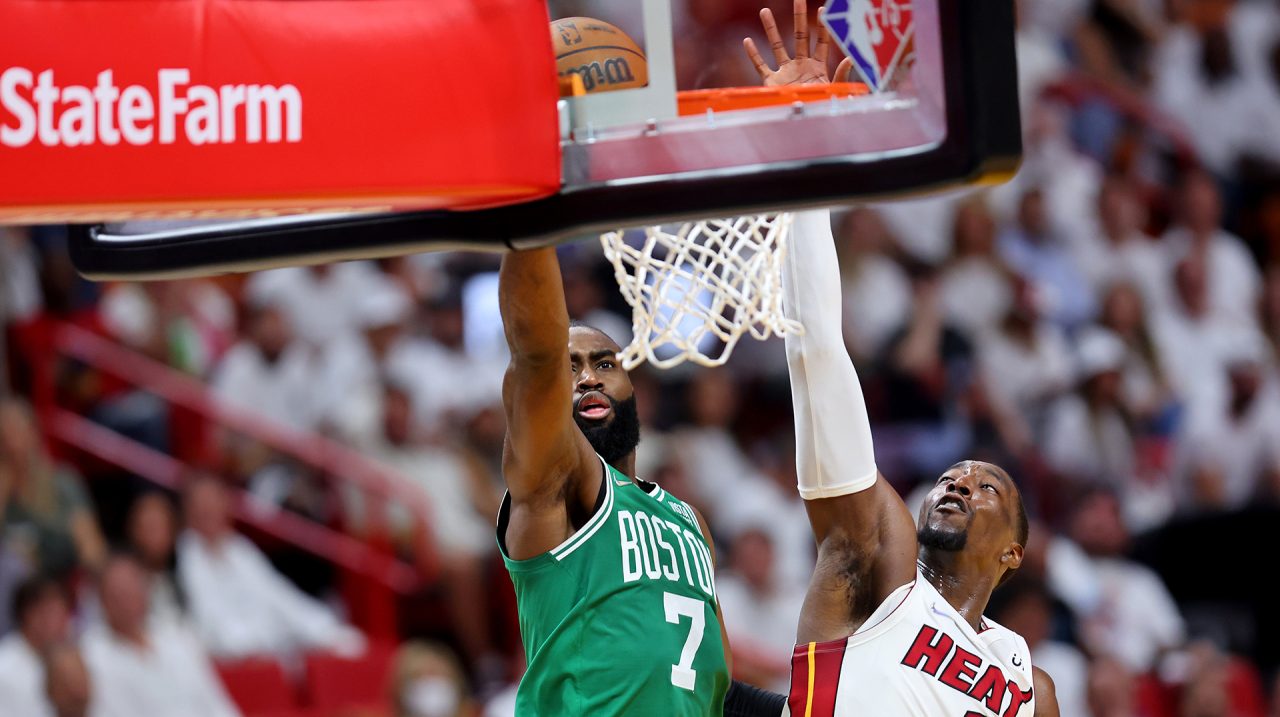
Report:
917,523,968,552
575,395,641,465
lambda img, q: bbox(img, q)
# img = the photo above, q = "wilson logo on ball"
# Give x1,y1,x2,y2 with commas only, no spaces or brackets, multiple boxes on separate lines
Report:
551,17,649,95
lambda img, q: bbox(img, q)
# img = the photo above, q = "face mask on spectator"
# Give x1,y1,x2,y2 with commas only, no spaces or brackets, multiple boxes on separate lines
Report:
403,676,460,717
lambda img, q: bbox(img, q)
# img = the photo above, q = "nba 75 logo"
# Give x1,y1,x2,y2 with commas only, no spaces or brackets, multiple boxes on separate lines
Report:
821,0,914,93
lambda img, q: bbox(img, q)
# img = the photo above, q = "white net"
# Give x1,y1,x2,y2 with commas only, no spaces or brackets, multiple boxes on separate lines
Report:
600,213,803,370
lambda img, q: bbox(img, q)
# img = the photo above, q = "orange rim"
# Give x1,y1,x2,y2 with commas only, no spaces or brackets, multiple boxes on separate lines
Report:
676,82,869,116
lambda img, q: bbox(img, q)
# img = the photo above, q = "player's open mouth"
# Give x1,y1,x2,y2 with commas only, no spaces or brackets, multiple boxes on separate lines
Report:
576,392,612,421
935,496,967,515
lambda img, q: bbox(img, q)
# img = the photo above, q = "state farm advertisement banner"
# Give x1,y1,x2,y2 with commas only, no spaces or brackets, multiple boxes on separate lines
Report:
0,0,562,223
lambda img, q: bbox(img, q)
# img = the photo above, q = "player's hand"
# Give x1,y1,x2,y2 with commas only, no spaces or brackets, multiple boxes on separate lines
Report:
744,0,854,87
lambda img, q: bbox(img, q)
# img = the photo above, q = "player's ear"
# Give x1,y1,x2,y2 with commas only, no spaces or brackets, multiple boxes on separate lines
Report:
1001,542,1024,572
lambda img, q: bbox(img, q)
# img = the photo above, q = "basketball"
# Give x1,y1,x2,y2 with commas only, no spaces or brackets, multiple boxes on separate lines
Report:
551,17,648,94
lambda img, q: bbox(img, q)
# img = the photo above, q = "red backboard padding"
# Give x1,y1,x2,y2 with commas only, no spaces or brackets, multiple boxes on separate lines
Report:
0,0,562,222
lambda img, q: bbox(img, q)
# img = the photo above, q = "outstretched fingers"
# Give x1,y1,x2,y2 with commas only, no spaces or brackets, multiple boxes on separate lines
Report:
793,0,810,60
814,13,831,65
744,37,773,80
759,8,791,66
834,57,854,84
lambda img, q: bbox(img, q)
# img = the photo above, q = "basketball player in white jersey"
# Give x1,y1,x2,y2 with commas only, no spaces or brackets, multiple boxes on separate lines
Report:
746,4,1061,715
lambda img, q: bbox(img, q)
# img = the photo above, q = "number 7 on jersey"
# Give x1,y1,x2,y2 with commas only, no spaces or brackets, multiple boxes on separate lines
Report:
664,592,705,691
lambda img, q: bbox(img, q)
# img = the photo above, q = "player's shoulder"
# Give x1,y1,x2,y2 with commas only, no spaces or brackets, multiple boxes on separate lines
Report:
637,479,708,535
977,615,1033,656
977,615,1020,639
976,615,1036,686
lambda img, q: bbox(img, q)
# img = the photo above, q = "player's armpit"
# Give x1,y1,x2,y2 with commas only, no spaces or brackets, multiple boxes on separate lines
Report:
797,477,918,642
1032,667,1060,717
498,249,600,553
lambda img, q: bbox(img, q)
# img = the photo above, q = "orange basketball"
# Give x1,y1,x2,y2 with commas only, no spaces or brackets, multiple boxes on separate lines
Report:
551,17,648,95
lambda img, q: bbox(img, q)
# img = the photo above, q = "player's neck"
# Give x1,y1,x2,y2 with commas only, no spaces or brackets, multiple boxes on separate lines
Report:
608,451,637,482
917,555,995,633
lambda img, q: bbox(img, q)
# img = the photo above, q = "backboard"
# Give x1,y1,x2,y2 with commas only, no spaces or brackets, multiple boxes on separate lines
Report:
0,0,1020,278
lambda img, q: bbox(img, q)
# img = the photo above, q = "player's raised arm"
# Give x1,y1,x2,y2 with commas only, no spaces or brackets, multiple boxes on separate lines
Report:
498,248,599,559
781,210,917,637
748,0,916,640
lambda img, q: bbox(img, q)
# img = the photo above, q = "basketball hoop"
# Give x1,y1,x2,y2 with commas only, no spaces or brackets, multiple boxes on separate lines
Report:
601,213,803,370
593,84,882,370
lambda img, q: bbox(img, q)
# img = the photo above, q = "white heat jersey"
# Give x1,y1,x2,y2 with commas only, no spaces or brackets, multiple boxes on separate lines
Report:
787,569,1036,717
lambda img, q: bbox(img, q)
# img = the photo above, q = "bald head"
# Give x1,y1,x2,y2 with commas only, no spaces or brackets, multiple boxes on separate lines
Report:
568,322,621,351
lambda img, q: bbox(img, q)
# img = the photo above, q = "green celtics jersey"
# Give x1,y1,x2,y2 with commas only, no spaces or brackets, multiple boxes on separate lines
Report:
498,460,729,716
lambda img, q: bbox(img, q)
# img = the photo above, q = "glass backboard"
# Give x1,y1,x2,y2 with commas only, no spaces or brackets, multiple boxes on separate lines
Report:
18,0,1022,278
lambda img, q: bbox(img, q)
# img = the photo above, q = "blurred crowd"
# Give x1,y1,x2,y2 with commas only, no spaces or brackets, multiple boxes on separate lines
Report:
5,0,1280,716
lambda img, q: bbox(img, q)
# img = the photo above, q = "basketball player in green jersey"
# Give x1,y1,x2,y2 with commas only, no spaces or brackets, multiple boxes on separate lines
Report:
497,248,788,715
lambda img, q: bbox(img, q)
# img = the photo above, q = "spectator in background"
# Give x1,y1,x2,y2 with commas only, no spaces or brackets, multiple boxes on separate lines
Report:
1163,171,1262,326
0,538,27,636
43,642,98,717
0,398,107,578
1097,282,1178,429
999,187,1097,330
1060,489,1186,674
1152,256,1240,418
1013,0,1070,120
317,282,416,445
990,99,1102,254
358,378,500,668
1262,267,1280,360
244,262,384,350
1042,327,1176,529
83,552,240,717
1178,645,1231,717
872,262,974,484
210,296,321,502
670,367,767,509
630,367,673,479
714,527,803,694
1179,331,1280,510
211,296,319,433
124,491,183,624
176,475,365,661
0,575,72,717
98,280,236,378
833,207,912,362
389,641,476,717
939,196,1014,339
1075,176,1171,314
1072,0,1166,91
987,578,1090,717
0,226,43,329
876,191,963,266
1043,329,1132,479
405,287,505,434
1153,2,1280,176
668,369,814,587
976,277,1074,456
1085,655,1142,717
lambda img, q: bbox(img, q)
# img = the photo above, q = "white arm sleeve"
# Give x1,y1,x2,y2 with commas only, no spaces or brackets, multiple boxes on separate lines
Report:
783,209,879,500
